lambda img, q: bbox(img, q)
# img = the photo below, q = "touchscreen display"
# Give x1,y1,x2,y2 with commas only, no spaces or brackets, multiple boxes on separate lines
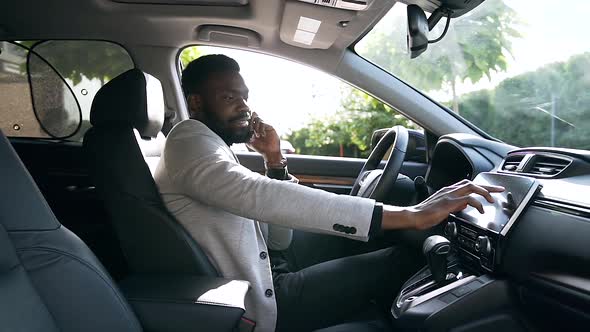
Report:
453,172,540,235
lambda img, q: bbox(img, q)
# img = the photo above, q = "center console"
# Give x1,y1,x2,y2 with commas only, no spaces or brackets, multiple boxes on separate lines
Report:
391,172,541,331
119,275,250,332
445,172,540,273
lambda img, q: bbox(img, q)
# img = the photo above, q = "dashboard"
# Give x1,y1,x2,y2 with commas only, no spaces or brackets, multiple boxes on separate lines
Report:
425,139,474,191
421,133,590,330
425,135,509,191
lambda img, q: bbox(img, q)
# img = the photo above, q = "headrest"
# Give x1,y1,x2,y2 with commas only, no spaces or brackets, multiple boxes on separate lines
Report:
0,130,60,231
90,68,165,138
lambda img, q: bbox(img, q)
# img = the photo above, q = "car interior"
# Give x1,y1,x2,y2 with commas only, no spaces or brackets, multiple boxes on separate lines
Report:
1,0,590,331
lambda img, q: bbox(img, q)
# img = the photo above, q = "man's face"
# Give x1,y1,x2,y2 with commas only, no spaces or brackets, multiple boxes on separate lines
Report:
192,71,253,145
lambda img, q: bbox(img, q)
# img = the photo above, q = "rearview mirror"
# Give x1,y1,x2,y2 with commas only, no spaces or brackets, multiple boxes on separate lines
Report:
406,4,429,59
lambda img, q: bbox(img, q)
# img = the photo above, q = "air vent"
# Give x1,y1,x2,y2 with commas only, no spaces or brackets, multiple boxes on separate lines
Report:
501,154,525,172
527,155,571,176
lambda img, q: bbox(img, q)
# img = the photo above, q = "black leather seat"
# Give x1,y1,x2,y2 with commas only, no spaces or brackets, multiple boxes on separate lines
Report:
83,68,217,276
0,129,142,331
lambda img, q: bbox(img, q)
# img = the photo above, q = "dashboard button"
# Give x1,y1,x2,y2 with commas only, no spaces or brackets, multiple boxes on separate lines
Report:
444,222,457,239
476,236,492,257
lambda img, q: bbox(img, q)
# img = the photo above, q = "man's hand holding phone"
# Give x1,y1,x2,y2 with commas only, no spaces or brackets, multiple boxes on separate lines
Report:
247,112,284,166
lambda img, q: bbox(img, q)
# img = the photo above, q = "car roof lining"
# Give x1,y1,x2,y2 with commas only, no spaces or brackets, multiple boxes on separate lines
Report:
0,0,396,75
1,0,483,138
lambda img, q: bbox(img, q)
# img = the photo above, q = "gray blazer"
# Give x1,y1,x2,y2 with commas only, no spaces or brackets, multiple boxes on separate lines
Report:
154,119,376,332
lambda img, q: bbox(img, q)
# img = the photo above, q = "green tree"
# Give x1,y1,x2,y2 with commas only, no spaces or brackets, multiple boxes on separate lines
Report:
458,53,590,149
179,46,204,68
20,41,204,84
27,41,134,85
285,88,420,158
357,0,522,113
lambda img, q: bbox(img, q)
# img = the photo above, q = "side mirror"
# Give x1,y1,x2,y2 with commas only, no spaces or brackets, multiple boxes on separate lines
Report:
406,4,429,59
371,128,427,163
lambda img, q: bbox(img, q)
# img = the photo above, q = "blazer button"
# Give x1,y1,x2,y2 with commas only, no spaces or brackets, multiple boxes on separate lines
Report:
349,227,357,234
333,224,342,232
259,251,268,260
265,289,273,297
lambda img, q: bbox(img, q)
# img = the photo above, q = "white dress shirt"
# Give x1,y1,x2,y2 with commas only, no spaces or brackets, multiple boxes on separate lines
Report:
154,119,376,332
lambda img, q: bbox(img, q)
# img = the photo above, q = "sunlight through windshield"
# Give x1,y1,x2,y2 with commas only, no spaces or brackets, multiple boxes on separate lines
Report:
356,0,590,149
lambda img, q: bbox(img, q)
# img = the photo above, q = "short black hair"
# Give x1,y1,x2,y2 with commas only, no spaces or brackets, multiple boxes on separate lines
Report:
181,54,240,97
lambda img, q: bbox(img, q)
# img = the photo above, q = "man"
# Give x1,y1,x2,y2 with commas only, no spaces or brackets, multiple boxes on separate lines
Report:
154,54,503,332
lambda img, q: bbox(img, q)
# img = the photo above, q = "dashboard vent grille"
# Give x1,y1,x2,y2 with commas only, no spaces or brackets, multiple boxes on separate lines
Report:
501,154,525,172
527,155,571,176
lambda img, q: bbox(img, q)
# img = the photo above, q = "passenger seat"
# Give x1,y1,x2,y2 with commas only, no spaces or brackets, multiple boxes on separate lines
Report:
83,68,217,276
0,128,142,331
134,129,165,176
1,128,250,332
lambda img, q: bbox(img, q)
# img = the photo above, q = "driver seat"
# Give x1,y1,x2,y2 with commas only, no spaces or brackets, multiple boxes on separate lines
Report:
83,68,217,276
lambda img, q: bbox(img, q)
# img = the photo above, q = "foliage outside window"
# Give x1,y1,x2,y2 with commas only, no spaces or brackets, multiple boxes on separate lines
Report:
356,0,590,149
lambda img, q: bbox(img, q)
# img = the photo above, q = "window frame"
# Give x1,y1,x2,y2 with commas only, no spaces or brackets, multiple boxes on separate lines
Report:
175,44,426,159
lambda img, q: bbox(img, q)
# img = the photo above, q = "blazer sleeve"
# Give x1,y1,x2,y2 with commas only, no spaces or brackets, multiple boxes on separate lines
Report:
164,128,376,241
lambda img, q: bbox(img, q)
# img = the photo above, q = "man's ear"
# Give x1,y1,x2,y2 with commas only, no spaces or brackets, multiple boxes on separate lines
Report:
187,94,203,119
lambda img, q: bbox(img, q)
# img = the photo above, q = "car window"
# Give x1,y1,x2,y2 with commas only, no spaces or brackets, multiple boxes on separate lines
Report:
0,40,134,141
356,1,590,149
179,46,422,159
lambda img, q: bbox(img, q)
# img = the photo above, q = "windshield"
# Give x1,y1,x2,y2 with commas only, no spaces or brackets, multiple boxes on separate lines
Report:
356,0,590,149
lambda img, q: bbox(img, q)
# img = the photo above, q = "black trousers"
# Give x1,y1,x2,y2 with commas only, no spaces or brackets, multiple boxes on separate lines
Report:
272,245,423,332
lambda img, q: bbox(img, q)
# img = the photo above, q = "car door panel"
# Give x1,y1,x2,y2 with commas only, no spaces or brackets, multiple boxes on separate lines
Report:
236,152,428,194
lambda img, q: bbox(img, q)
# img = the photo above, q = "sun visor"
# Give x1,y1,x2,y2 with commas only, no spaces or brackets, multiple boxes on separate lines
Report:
279,1,356,49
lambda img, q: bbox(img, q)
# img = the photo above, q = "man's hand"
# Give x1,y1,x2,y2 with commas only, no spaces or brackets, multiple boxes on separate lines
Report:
246,112,284,165
382,179,505,231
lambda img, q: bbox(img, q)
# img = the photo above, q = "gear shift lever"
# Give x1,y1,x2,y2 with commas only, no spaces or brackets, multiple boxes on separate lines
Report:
423,235,451,284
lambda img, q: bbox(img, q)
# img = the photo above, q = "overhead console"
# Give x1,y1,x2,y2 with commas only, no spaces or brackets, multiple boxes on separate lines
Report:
280,1,361,49
297,0,370,11
112,0,248,5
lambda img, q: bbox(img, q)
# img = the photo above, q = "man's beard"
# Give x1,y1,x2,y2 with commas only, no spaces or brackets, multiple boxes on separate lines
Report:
201,110,254,145
219,125,253,145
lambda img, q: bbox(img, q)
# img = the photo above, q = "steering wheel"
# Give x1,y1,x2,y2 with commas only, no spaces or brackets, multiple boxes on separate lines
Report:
350,126,409,201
